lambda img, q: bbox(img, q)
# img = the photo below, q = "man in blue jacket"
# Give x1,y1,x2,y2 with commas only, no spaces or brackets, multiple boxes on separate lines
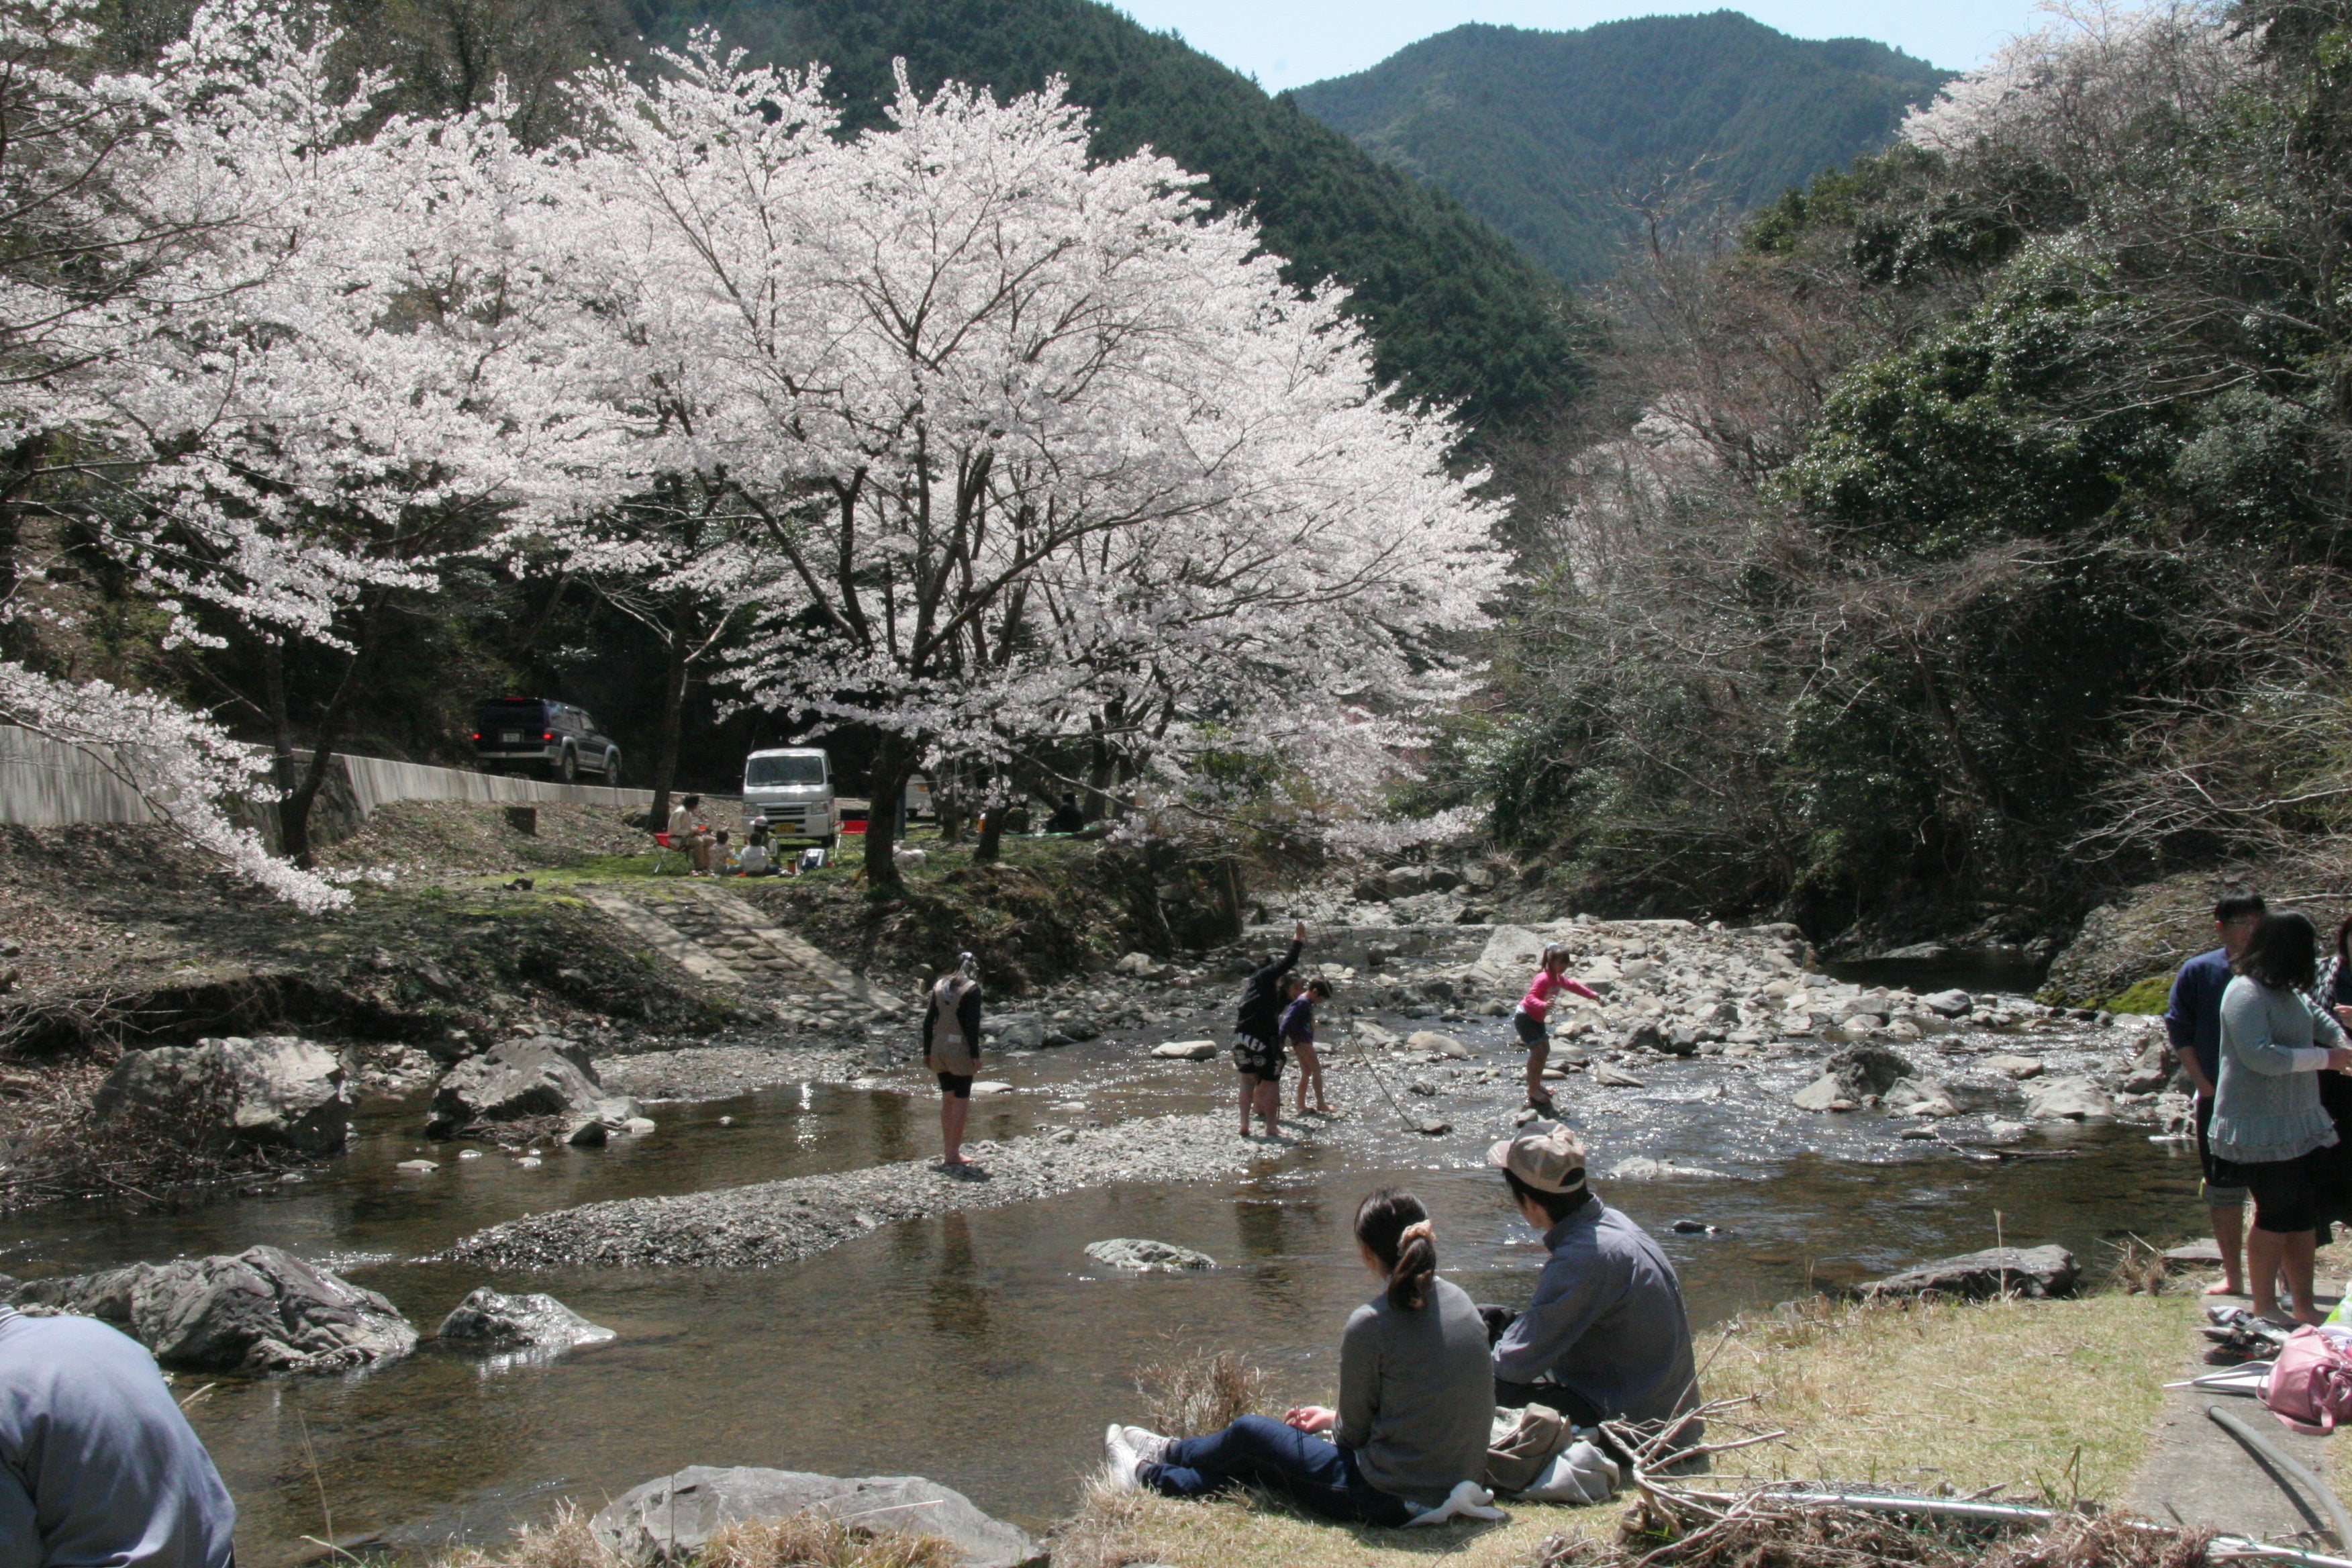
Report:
0,1303,236,1568
1486,1123,1701,1444
2165,889,2267,1299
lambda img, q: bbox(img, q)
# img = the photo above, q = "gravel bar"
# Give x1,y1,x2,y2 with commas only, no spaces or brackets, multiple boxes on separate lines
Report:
441,1113,1267,1269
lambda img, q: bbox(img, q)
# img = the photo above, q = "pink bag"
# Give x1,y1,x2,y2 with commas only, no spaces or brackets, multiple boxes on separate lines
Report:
2263,1326,2352,1434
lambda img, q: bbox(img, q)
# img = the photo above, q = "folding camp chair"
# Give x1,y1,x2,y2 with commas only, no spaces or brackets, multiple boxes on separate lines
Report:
649,830,683,875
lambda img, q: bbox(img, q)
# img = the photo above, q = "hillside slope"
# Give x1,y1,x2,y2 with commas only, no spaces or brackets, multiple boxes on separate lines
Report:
1293,11,1950,283
633,0,1589,438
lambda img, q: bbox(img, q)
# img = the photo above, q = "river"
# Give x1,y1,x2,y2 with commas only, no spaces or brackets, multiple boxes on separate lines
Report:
0,972,2193,1563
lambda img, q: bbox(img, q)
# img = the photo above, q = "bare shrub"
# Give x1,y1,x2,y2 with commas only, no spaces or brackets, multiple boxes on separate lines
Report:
436,1504,622,1568
1134,1346,1273,1438
0,1049,293,1210
1538,1503,2211,1568
700,1516,959,1568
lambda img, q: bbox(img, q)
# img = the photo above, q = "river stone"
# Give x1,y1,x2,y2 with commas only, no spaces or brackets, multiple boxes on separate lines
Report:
987,1014,1046,1051
1477,925,1553,973
1151,1039,1217,1061
1114,952,1161,977
970,1081,1014,1095
1592,1063,1647,1087
1620,1021,1665,1054
2024,1076,2113,1121
1982,1054,2044,1080
1920,990,1973,1018
426,1035,639,1138
1608,1157,1730,1180
94,1035,348,1157
1084,1238,1216,1273
1859,1244,2080,1302
437,1287,616,1350
591,1467,1040,1568
1881,1079,1959,1118
1408,1030,1471,1060
9,1245,416,1372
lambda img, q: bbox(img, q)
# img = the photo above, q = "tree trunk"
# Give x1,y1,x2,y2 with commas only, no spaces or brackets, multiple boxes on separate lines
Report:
648,622,690,833
260,638,301,847
863,730,912,886
279,603,385,868
973,807,1006,864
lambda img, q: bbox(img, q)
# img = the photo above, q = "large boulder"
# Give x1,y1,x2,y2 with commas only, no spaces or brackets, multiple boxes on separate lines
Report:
436,1287,615,1351
985,1014,1046,1051
426,1035,638,1139
10,1245,415,1372
1407,1030,1471,1060
591,1469,1040,1568
1859,1245,2079,1302
1792,1042,1919,1113
94,1036,348,1157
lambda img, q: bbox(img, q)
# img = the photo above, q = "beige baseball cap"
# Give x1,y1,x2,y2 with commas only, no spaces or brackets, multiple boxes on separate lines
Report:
1487,1121,1589,1194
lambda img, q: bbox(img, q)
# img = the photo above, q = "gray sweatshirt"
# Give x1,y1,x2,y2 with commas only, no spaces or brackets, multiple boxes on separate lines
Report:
1335,1276,1494,1506
0,1305,236,1568
2213,974,2345,1163
1492,1199,1701,1432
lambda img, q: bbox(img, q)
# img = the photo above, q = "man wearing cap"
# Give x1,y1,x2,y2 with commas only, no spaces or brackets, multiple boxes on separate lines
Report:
0,1302,238,1568
1485,1123,1702,1438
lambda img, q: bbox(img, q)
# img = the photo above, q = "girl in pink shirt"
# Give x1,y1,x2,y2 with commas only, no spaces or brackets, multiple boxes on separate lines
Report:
1514,943,1601,1112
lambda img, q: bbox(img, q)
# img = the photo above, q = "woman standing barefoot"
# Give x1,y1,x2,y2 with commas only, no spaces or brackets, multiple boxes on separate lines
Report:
924,952,985,1171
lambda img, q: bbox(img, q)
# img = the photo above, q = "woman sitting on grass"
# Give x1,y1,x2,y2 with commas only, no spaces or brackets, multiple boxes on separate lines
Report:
1101,1188,1496,1526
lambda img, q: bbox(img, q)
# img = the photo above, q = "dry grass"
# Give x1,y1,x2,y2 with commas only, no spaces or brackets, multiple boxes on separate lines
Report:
434,1504,963,1568
1134,1346,1277,1438
1540,1504,2212,1568
1702,1290,2190,1504
1052,1480,1619,1568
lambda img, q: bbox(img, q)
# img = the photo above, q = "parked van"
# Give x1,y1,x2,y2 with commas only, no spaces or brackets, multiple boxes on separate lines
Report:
744,748,835,845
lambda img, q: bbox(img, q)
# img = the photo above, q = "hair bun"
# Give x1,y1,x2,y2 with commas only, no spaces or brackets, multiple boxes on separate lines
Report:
1400,1220,1434,1246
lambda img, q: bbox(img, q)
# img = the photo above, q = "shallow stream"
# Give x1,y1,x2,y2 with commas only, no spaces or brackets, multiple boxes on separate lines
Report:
1,979,2199,1565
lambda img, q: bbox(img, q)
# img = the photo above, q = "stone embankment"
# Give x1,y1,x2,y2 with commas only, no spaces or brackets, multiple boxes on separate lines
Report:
444,1112,1261,1269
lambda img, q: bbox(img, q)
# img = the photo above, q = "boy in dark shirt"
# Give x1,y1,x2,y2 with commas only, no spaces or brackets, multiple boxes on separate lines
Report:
1233,922,1305,1139
2165,889,2266,1297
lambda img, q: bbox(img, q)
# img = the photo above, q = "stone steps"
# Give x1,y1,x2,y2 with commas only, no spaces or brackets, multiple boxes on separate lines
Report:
575,883,906,1024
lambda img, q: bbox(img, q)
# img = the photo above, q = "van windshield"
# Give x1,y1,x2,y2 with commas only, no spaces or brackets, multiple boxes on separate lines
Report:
746,754,827,787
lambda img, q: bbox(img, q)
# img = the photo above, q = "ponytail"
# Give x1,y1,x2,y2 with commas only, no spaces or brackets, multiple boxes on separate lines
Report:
1355,1187,1437,1311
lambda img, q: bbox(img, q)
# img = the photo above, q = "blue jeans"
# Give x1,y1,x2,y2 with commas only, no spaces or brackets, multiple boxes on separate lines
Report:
1142,1415,1415,1526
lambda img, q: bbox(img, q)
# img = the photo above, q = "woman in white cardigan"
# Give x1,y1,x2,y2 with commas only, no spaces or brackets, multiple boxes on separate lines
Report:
2212,911,2352,1324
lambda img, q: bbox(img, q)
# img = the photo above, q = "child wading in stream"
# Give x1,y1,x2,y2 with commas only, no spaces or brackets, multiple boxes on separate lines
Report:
1515,944,1601,1114
1285,977,1334,1116
924,952,985,1172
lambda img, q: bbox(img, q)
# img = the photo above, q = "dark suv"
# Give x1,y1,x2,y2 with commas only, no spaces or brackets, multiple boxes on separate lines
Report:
472,699,622,784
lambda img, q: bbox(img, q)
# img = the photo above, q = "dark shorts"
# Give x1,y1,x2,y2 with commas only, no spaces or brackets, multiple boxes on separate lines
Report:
2209,1146,2326,1234
1232,1036,1284,1079
2195,1093,2250,1206
1514,1011,1549,1049
936,1072,973,1098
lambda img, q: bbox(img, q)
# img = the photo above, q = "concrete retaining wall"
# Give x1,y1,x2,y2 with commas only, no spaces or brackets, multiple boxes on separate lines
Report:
1,725,653,846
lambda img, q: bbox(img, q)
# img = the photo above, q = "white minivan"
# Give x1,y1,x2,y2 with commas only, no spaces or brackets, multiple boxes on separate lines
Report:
743,748,836,845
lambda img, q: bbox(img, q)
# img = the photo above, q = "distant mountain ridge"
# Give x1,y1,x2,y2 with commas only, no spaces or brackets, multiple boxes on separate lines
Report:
624,0,1590,438
1293,11,1953,283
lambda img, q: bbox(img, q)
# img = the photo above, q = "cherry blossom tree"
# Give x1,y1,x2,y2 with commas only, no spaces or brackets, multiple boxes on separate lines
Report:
528,48,1505,882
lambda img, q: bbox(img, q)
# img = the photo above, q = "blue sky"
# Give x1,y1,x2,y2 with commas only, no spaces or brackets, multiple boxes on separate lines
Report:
1114,1,2042,89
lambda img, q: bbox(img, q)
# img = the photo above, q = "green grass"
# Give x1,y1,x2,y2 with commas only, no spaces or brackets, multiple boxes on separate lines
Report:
2100,973,2174,1015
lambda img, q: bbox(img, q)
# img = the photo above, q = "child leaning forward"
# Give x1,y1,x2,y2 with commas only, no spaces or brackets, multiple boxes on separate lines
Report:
1282,978,1335,1115
1516,944,1600,1113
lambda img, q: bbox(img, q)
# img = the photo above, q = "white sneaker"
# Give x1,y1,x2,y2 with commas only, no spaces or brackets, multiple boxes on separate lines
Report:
1120,1425,1172,1466
1099,1424,1141,1493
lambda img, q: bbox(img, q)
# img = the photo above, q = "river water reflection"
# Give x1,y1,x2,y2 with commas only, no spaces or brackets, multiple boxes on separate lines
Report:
0,997,2200,1563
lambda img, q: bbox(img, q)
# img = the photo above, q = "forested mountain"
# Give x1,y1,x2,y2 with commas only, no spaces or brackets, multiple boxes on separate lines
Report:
1293,12,1951,283
1440,3,2352,952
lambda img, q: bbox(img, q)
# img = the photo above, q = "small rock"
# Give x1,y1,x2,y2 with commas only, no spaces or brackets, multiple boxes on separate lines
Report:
458,1149,483,1160
971,1081,1014,1095
1983,1054,2043,1080
622,1117,656,1135
1114,952,1161,977
591,1468,1037,1568
1670,1219,1724,1234
397,1159,438,1173
516,1157,543,1169
1152,1039,1218,1061
1920,990,1973,1019
2023,1076,2113,1122
1084,1238,1216,1273
1407,1030,1470,1060
438,1287,616,1351
1408,1080,1436,1096
566,1116,609,1148
1592,1064,1647,1088
1608,1157,1730,1180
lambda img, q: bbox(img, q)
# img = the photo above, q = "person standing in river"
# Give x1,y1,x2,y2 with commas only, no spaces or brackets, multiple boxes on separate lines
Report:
923,952,985,1172
2208,910,2352,1326
2165,889,2267,1297
1514,944,1602,1114
1232,921,1306,1139
1285,977,1335,1116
